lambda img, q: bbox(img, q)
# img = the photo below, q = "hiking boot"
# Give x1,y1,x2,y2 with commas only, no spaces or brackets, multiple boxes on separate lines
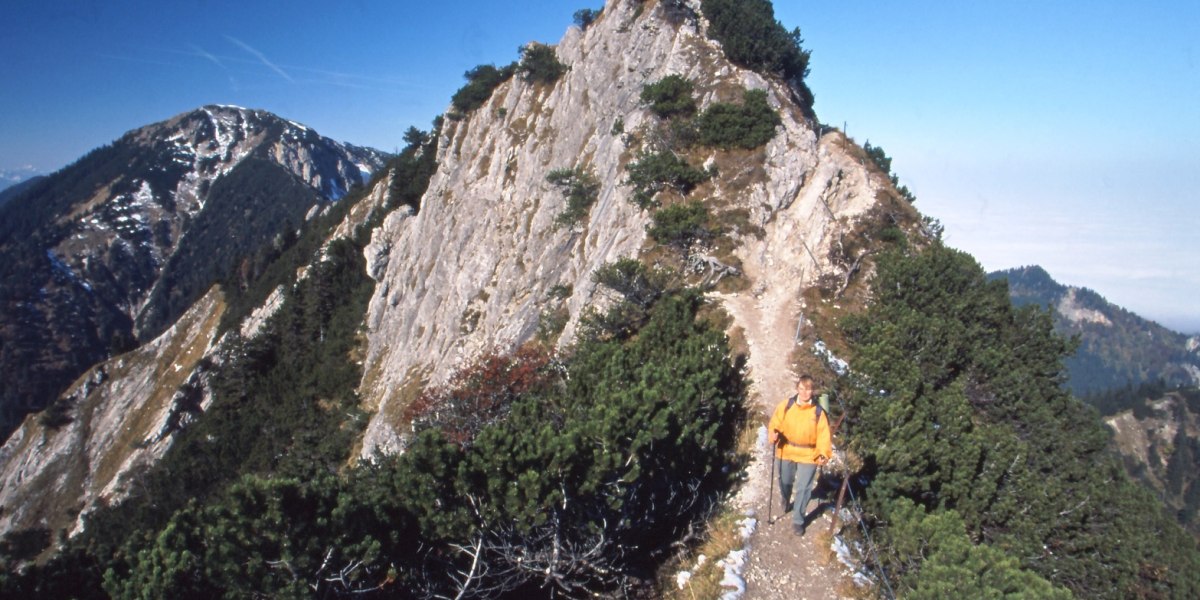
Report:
782,500,794,514
792,522,805,536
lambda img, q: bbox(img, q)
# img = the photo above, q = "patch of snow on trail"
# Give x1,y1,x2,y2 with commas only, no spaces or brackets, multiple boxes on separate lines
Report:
718,548,749,599
675,570,691,590
717,513,758,599
676,554,708,590
832,535,873,588
813,340,849,375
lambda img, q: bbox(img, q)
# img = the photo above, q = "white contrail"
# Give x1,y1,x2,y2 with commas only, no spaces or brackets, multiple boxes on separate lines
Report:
224,35,294,83
167,44,428,91
190,44,227,69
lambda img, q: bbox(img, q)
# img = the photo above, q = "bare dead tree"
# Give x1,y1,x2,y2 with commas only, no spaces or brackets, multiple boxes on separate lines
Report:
687,253,739,289
835,248,873,298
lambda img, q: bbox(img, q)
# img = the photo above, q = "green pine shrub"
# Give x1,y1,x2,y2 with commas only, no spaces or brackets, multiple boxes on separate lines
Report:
37,398,74,429
700,0,814,115
536,305,570,343
648,200,715,251
863,141,916,203
546,166,601,226
695,88,781,149
624,149,713,209
640,74,697,119
611,116,625,135
450,63,517,116
574,7,601,30
518,43,568,84
878,500,1071,599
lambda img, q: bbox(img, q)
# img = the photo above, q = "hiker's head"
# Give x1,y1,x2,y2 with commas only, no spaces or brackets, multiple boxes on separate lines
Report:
796,375,815,400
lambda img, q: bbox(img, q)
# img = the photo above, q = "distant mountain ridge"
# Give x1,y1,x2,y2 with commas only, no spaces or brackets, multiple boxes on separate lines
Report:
990,265,1200,395
0,175,45,208
0,105,386,440
0,166,42,194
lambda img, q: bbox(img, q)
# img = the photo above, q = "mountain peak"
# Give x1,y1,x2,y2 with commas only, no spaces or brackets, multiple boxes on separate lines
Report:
0,105,388,442
990,264,1064,295
992,265,1200,394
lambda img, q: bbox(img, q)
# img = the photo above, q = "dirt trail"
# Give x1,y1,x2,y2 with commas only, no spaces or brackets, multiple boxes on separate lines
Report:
716,283,859,600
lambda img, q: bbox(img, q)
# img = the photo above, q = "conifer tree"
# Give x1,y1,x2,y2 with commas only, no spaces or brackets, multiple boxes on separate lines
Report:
843,244,1200,598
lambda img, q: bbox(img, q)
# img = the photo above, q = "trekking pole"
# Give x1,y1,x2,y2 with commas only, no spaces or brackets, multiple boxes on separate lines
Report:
767,437,776,525
826,395,850,537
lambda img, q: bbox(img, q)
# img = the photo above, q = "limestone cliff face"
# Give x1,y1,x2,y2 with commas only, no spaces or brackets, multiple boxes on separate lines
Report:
357,0,890,455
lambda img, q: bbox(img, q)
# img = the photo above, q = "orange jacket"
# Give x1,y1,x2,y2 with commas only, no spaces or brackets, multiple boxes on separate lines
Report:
768,397,832,464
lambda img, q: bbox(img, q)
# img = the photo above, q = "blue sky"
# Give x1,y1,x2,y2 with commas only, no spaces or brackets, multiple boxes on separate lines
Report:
2,1,1197,332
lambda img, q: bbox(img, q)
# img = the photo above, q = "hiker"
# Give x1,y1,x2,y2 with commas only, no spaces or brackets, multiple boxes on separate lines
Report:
768,374,832,536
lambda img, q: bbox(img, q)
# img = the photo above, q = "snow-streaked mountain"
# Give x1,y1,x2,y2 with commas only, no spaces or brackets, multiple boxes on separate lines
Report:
0,105,387,440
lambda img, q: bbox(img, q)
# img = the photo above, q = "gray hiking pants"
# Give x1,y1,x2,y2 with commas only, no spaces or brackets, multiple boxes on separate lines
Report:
778,459,818,526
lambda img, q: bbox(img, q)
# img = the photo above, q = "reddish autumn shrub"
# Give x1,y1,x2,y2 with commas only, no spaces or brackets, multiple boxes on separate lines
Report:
403,345,560,447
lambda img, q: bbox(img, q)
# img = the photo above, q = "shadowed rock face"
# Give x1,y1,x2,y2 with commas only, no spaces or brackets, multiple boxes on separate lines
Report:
0,105,387,440
1105,390,1200,534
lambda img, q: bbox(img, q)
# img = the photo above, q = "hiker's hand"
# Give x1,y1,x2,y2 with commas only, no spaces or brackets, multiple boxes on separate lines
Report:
817,455,828,466
769,430,778,445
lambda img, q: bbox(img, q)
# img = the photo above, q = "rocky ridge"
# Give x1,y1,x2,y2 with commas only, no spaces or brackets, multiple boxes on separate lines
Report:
0,288,225,539
0,2,914,595
356,0,891,457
